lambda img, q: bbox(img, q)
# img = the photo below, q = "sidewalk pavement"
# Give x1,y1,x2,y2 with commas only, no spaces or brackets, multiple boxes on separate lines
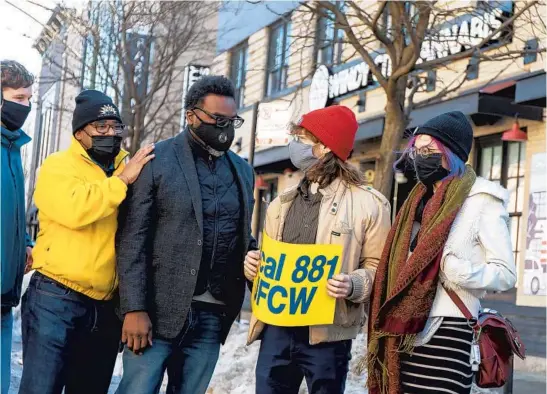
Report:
482,289,546,373
243,287,547,376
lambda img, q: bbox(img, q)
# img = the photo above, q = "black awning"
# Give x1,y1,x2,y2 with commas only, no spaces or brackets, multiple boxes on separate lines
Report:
515,73,546,105
408,91,544,128
408,93,481,129
408,71,546,128
253,145,290,168
355,116,384,141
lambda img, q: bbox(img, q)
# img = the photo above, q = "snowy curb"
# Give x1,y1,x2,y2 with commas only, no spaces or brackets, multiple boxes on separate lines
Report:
514,355,547,373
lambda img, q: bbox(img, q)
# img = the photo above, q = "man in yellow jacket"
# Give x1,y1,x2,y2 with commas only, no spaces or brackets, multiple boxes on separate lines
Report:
19,90,154,394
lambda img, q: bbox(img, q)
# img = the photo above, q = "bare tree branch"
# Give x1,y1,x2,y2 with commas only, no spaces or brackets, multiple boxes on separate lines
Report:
15,0,218,154
417,0,540,70
392,1,433,80
294,0,545,197
307,1,388,89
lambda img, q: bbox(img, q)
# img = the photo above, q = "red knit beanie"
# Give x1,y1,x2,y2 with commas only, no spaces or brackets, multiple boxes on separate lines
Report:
298,105,358,161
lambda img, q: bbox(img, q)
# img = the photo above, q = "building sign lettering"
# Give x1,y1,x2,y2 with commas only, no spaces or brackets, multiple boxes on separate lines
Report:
309,7,509,110
419,9,503,62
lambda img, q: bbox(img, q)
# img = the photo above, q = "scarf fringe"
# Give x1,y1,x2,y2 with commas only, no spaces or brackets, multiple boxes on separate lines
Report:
363,331,414,394
398,333,417,354
363,355,391,394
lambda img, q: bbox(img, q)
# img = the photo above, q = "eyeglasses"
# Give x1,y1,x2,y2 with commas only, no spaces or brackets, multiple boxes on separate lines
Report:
289,134,313,144
89,121,126,135
408,146,440,160
193,107,244,129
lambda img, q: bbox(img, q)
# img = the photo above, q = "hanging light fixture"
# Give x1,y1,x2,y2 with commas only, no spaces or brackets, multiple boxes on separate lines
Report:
502,114,527,142
255,176,269,190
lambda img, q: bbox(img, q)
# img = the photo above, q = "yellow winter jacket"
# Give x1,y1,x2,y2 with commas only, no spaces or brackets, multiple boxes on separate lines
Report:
32,138,128,300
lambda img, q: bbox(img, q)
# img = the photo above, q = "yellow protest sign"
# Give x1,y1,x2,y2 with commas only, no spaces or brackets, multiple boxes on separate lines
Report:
251,232,343,326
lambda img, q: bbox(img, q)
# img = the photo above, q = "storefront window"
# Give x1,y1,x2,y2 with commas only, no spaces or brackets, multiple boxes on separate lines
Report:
256,179,278,242
477,136,526,268
359,161,376,186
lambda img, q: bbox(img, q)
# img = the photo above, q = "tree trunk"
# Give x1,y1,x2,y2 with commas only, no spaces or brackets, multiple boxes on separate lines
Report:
373,77,408,199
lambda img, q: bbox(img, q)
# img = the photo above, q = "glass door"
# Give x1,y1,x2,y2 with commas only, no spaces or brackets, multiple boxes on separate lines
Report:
477,136,526,279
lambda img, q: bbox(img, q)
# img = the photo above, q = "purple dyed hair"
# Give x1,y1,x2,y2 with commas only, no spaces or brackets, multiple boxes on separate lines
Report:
394,135,466,180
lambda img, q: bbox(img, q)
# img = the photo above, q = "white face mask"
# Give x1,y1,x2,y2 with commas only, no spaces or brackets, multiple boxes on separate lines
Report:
288,140,319,172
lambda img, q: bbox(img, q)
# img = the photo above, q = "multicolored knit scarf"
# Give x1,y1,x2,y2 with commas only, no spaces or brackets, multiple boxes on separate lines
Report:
364,165,476,394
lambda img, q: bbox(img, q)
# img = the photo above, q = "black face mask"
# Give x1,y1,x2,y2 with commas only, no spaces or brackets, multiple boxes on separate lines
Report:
1,100,31,131
86,135,122,167
413,153,449,186
190,121,234,154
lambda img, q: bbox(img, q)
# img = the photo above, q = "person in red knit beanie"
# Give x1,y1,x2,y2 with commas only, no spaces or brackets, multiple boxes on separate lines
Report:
244,105,392,394
297,105,357,160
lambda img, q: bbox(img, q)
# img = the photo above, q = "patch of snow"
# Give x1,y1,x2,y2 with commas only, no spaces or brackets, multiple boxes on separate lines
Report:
206,322,368,394
8,275,503,394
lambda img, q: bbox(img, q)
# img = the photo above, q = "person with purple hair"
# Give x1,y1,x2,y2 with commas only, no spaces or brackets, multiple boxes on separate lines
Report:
367,111,516,394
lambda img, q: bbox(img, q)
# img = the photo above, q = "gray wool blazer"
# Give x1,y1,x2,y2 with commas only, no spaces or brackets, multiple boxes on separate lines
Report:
116,130,256,342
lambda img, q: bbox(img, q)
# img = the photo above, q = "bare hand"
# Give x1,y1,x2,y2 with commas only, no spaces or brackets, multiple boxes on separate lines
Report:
24,247,33,274
327,274,353,299
244,250,261,281
122,311,153,355
119,144,155,185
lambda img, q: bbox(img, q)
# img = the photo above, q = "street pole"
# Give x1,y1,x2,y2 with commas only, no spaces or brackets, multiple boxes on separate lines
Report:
392,180,399,224
248,101,259,167
503,358,514,394
238,101,260,324
249,102,261,239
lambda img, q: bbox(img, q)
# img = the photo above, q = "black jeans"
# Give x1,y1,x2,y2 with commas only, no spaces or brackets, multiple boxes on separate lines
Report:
20,272,121,394
255,325,352,394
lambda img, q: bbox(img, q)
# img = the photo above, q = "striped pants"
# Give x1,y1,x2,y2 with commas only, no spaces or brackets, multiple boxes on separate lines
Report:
401,317,474,394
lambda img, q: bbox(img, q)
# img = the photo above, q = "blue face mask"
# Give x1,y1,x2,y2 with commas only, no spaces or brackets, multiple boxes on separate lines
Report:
288,140,319,172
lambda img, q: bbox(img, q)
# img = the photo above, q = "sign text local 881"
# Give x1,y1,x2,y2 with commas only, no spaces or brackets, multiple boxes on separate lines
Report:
251,232,342,326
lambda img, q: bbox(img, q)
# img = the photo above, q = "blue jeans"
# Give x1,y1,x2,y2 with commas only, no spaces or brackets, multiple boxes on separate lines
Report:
20,272,121,394
116,304,223,394
1,307,13,394
256,325,352,394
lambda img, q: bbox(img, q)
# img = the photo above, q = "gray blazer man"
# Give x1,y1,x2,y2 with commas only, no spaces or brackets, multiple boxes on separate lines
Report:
115,76,256,394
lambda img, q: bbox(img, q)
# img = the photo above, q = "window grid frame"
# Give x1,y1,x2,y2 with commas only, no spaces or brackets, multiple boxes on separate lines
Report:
266,18,292,97
230,41,248,109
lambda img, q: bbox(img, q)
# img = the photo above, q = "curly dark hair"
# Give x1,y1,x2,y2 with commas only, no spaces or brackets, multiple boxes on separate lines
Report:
184,75,235,110
1,60,34,91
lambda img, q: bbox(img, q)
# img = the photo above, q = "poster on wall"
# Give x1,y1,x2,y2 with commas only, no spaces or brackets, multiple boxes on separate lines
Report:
522,152,547,296
256,101,293,147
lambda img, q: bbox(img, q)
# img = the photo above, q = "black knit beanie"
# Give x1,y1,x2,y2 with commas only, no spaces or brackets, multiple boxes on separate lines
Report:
72,90,122,134
414,111,473,162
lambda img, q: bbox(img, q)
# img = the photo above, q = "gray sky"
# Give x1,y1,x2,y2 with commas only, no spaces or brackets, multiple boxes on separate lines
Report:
0,0,81,76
